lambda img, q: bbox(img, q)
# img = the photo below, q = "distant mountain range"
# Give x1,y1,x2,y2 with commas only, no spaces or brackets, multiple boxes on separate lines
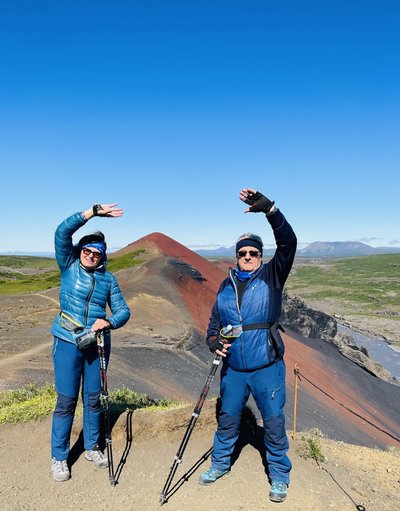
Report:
2,240,400,259
0,251,55,258
195,241,400,258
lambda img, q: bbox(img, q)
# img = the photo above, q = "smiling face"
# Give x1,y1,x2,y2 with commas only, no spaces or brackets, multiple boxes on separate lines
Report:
80,247,102,270
236,245,262,272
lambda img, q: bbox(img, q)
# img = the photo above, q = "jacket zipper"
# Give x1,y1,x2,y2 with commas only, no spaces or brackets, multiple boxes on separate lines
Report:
229,269,245,368
229,269,243,322
84,272,95,326
229,266,265,369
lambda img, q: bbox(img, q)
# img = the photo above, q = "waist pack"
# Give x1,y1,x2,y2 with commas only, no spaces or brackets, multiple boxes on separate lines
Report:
58,311,98,350
75,330,98,350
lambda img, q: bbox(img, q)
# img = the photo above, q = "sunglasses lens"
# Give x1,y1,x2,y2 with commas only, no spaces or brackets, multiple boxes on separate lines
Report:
237,250,260,258
82,248,101,260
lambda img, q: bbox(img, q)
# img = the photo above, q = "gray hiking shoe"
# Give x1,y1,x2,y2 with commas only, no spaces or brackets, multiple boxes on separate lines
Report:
85,449,109,469
51,458,70,482
199,466,230,485
269,481,288,502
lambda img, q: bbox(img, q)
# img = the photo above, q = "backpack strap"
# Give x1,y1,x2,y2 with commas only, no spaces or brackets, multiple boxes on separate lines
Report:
241,321,285,332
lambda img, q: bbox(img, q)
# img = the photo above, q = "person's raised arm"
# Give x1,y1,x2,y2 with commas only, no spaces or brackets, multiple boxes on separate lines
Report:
239,188,297,286
55,203,124,270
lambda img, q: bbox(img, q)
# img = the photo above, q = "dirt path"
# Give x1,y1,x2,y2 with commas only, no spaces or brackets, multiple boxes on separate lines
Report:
0,341,52,369
1,405,399,511
35,292,60,306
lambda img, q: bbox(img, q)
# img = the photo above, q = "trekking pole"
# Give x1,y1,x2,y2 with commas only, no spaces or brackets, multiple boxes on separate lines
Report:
97,330,116,486
159,353,222,504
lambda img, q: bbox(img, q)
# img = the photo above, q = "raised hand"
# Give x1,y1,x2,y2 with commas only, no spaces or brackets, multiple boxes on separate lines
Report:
83,203,124,220
94,203,124,217
240,188,275,214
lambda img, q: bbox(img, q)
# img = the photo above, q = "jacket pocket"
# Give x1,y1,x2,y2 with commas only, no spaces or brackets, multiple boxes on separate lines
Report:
59,310,84,333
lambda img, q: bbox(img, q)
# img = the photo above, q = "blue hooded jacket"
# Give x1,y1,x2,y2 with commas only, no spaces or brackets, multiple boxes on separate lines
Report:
50,212,131,345
207,209,296,371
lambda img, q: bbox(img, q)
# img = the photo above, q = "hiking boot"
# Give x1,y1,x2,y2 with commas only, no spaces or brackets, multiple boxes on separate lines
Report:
85,449,109,469
51,458,70,482
198,467,229,485
269,481,288,502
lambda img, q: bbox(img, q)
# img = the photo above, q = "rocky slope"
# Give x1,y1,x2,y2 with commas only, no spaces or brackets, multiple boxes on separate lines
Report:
282,292,398,385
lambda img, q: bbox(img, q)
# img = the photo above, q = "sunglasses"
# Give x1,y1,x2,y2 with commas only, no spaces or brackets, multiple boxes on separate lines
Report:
237,250,261,258
81,247,102,260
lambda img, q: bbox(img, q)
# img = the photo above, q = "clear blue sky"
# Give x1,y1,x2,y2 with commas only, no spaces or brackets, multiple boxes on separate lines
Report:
1,1,399,253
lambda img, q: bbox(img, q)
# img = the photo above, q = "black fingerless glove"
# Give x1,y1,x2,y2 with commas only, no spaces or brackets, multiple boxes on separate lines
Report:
92,204,104,216
244,191,275,214
207,335,225,353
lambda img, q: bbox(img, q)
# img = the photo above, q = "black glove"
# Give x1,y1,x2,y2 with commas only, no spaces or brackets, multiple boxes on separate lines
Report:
207,335,225,353
92,204,104,216
244,191,275,213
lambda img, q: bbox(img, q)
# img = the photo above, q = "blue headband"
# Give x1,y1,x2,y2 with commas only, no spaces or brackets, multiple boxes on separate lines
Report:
81,241,107,263
235,239,263,255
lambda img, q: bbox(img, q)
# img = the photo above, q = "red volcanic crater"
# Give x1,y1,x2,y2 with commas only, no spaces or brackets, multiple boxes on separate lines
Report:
113,232,228,331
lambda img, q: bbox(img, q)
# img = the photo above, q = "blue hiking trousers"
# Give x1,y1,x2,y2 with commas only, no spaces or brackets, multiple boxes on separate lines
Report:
211,359,292,484
51,337,110,461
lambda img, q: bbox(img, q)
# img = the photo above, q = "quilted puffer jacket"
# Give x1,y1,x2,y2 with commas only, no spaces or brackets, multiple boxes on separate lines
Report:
50,212,131,345
207,209,296,371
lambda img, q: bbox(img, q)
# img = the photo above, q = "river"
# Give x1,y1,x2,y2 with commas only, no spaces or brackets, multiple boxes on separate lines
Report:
337,324,400,380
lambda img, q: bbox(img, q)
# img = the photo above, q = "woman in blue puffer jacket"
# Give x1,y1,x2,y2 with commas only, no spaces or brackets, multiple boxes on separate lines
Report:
50,203,130,482
199,189,297,505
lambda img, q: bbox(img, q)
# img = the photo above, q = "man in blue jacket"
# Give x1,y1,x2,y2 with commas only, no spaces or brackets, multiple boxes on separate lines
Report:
199,189,297,503
50,203,130,482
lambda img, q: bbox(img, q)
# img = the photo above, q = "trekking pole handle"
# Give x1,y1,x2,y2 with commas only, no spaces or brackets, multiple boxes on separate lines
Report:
96,330,105,347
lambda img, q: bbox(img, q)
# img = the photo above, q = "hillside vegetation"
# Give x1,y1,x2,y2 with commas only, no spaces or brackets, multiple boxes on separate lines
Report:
0,255,57,269
287,253,400,345
0,251,144,294
289,254,400,310
0,383,177,424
